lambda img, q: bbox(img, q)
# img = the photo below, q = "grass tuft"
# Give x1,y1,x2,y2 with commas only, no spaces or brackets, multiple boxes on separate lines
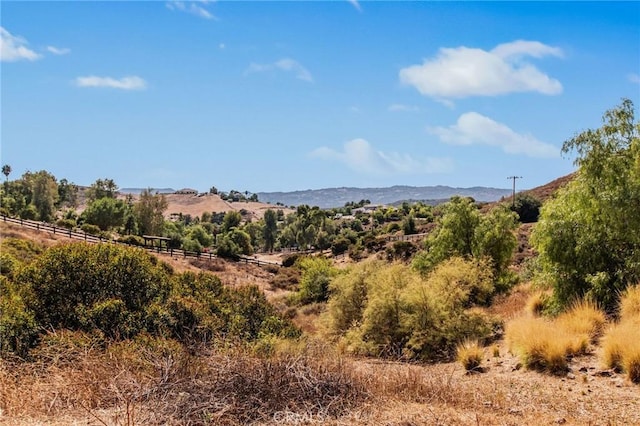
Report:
506,317,569,374
620,284,640,320
601,318,640,383
456,340,483,372
556,299,606,343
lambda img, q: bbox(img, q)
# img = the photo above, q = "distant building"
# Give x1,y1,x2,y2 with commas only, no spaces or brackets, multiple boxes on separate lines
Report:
175,188,198,195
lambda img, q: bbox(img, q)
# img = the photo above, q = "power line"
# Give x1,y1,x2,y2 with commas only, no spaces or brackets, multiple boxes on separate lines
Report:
507,176,522,207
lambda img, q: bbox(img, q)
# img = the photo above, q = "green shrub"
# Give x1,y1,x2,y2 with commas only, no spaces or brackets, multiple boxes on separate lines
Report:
80,223,101,235
0,276,38,358
511,194,542,223
55,218,76,229
0,237,44,263
0,252,19,278
5,242,300,356
117,235,145,246
293,257,337,305
282,253,301,268
386,240,417,262
18,243,172,332
324,258,499,361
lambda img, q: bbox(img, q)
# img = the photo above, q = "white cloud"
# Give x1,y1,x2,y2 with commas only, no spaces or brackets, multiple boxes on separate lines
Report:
429,112,559,158
388,103,420,112
166,1,216,20
311,139,453,175
399,40,563,100
628,73,640,85
75,75,147,90
348,0,362,12
246,58,313,83
0,27,41,62
46,46,71,55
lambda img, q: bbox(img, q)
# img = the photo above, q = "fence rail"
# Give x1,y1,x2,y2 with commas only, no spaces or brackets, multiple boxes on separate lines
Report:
1,215,282,268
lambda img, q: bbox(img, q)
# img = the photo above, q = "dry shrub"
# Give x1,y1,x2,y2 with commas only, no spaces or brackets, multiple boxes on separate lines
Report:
556,299,606,342
620,284,640,320
190,257,227,272
269,267,300,291
456,340,483,371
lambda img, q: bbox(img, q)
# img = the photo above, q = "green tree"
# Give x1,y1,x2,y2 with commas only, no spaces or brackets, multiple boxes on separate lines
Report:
263,209,278,252
86,178,118,201
187,224,214,248
2,164,10,195
1,164,10,182
25,170,59,222
532,99,640,312
221,210,242,232
57,178,79,208
82,197,127,230
134,189,168,235
402,213,417,235
413,197,517,283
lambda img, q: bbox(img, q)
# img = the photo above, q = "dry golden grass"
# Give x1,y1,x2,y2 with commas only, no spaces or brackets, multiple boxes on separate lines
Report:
456,340,483,371
620,284,640,319
506,317,570,373
486,282,533,319
556,299,606,343
524,290,550,317
601,317,640,383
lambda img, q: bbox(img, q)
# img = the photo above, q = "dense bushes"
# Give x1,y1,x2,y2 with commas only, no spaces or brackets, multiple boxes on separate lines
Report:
324,258,500,361
1,242,299,357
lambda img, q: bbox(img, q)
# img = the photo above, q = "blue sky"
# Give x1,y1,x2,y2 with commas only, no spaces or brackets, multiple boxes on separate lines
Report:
2,1,639,193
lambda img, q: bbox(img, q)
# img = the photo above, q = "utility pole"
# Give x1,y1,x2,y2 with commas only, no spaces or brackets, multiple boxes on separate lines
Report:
507,176,522,207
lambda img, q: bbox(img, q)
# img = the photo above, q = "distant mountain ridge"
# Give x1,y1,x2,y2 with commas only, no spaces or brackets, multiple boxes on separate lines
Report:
257,185,513,208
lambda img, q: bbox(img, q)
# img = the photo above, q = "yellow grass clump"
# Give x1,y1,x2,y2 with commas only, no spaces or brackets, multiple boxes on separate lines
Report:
601,318,640,384
619,284,640,320
524,291,550,317
506,317,570,374
456,340,483,372
556,299,606,343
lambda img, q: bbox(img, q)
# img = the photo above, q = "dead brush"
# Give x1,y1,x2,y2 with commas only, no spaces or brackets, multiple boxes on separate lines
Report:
1,337,370,425
144,347,369,424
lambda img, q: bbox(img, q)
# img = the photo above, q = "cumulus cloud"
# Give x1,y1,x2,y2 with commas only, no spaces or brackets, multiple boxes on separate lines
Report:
0,27,41,62
75,75,147,90
166,1,216,20
399,40,563,100
628,73,640,85
246,58,313,82
46,46,71,55
311,139,453,175
429,112,559,158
